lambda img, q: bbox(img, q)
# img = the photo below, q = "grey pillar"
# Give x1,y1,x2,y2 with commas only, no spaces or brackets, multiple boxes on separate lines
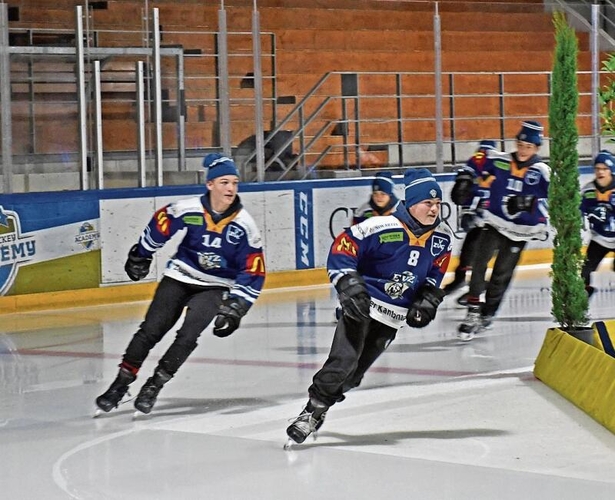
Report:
218,4,231,156
76,6,89,190
433,4,444,173
252,1,265,182
0,4,13,193
591,3,601,157
151,8,163,186
93,60,104,189
136,61,147,187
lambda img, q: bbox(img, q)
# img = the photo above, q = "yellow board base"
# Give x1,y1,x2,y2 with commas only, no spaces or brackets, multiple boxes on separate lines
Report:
0,247,551,315
0,268,330,315
534,326,615,434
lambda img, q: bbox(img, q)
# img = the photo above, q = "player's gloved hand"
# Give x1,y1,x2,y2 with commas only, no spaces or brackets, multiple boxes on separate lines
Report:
213,296,250,337
506,195,536,216
588,204,611,223
450,172,475,205
124,244,153,281
406,283,445,328
335,272,371,322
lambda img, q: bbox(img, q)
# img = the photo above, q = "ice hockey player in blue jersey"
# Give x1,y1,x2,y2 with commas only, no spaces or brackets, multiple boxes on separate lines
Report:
352,171,400,225
285,168,452,446
458,121,550,341
95,154,266,416
580,150,615,298
334,171,401,320
444,140,497,298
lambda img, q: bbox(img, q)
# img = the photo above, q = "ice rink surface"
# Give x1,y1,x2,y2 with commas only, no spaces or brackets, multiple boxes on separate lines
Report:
2,266,615,499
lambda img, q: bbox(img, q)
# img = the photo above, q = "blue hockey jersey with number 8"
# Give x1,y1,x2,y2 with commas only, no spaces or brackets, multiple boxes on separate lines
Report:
327,205,452,329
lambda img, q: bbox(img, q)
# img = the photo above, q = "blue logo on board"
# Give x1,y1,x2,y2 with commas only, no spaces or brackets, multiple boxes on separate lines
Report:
0,206,36,295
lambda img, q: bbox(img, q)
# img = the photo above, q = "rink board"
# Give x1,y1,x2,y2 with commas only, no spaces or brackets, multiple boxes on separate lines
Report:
534,326,615,434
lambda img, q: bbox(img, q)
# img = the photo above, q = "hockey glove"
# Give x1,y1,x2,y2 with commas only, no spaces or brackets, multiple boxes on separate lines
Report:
124,244,153,281
450,172,475,206
335,272,371,322
213,296,250,337
588,204,611,224
506,195,536,216
406,283,445,328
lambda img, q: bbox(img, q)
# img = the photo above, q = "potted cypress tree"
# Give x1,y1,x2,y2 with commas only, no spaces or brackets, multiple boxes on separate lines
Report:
547,12,590,338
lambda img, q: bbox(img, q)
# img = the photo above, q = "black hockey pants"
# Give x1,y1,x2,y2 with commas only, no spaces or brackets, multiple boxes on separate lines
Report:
454,226,483,279
122,277,225,376
309,316,397,408
581,239,614,287
467,225,527,317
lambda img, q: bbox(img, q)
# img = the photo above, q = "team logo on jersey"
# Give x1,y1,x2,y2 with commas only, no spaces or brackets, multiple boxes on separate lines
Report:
74,222,99,250
525,170,541,186
384,271,416,299
246,252,266,276
430,235,447,256
0,206,36,296
198,252,225,270
154,207,171,236
334,235,357,256
226,224,244,245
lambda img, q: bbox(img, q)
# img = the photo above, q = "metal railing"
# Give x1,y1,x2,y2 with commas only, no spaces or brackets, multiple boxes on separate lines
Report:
1,1,615,192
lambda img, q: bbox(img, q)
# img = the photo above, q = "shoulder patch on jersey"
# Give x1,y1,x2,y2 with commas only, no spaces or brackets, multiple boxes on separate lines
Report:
430,235,449,257
379,232,404,243
525,170,541,186
232,209,263,247
433,222,454,252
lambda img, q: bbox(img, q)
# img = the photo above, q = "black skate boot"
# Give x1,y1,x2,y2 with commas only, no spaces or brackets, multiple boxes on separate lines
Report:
285,399,328,447
133,368,172,415
457,305,483,342
95,367,136,414
458,305,493,341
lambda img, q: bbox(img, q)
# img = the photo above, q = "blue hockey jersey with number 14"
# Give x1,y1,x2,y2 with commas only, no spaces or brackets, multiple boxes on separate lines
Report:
328,205,452,329
134,194,265,308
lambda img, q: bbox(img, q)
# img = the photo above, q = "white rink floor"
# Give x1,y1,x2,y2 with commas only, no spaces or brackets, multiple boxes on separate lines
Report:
2,265,615,500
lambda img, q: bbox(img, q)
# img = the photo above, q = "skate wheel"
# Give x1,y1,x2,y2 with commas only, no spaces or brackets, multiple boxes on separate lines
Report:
93,408,103,418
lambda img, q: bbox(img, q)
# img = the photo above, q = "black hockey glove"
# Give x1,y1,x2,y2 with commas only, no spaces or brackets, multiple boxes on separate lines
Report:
588,204,611,224
213,296,250,337
124,244,152,281
406,283,445,328
335,272,371,322
506,195,536,216
450,172,475,206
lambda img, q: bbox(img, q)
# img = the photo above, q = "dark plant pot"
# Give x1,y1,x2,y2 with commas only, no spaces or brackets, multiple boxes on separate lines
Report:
564,327,594,346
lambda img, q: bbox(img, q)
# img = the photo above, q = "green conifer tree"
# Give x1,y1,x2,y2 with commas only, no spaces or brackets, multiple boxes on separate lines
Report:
548,12,588,330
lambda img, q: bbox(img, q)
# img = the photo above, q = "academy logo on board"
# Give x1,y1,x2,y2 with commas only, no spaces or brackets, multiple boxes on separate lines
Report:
0,205,36,295
75,222,100,250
